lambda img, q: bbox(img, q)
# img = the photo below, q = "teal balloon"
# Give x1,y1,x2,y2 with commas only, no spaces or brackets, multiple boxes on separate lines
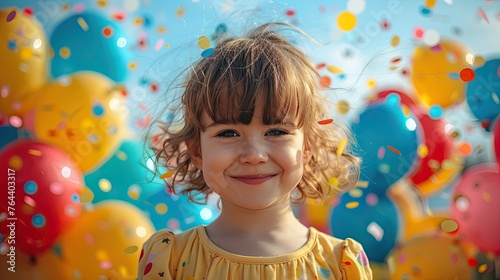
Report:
331,193,399,263
466,58,500,130
84,140,164,207
0,125,31,151
351,101,420,194
144,189,220,232
50,12,131,82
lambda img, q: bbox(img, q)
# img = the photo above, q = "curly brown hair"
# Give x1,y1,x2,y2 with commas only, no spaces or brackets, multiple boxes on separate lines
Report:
148,22,360,205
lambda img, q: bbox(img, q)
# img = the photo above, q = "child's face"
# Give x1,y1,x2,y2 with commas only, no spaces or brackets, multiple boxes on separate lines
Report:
189,102,311,210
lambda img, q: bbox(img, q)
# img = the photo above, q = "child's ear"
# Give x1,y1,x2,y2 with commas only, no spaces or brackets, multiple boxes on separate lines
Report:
186,140,203,171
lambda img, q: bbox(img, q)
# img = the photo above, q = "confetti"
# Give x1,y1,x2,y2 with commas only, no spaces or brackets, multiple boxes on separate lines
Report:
160,171,175,179
327,65,343,74
201,48,214,57
390,35,400,47
337,11,357,32
329,176,339,187
98,178,112,192
387,145,401,155
319,75,331,88
346,202,359,209
477,264,488,273
124,245,138,254
318,118,333,125
478,8,489,24
336,100,350,115
440,219,459,233
102,26,114,38
492,92,499,104
355,181,369,188
337,137,347,157
458,142,473,156
197,36,210,49
76,17,89,31
367,222,384,241
6,10,16,22
459,68,475,82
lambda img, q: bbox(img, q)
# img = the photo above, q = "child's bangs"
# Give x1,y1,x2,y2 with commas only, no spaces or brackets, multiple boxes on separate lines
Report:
200,40,312,128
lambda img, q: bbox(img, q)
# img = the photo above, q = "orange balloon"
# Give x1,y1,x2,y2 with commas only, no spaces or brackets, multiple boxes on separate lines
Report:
411,39,472,108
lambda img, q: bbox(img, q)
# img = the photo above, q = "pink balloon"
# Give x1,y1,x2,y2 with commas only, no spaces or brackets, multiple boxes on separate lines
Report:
0,140,83,255
451,163,500,256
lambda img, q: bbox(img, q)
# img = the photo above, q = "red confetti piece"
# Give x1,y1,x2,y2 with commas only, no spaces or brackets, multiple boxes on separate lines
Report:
391,57,402,63
467,258,478,267
23,7,34,16
345,261,352,265
319,75,331,88
285,8,295,17
387,145,401,155
460,68,475,82
318,119,333,125
316,62,326,70
102,26,114,38
112,12,126,21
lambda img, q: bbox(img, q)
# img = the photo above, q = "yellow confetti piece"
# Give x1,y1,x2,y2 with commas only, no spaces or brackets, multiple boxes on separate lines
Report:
155,203,168,214
483,192,491,202
390,35,400,47
97,0,107,7
80,187,94,203
440,219,459,233
355,180,369,188
425,0,437,8
98,178,112,192
336,100,350,115
401,105,410,117
8,155,23,170
417,144,429,158
346,202,359,209
157,26,167,33
77,17,89,31
326,65,344,74
160,171,175,179
329,176,339,187
337,137,347,157
477,264,488,273
492,92,499,104
198,36,211,49
176,6,185,18
123,245,138,254
349,188,363,198
59,47,71,59
367,79,376,89
337,11,357,32
117,151,128,161
28,149,42,156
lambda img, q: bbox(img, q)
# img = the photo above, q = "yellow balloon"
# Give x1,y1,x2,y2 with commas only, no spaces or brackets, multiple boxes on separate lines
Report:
56,200,155,280
388,183,448,241
33,72,127,172
0,249,65,279
0,8,48,116
370,262,390,280
411,39,472,108
387,235,472,279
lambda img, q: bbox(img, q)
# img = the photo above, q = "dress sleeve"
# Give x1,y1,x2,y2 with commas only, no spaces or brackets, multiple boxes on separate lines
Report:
339,238,373,280
137,229,176,280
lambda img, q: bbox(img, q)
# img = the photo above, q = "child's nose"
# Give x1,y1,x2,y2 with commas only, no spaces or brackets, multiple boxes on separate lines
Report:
239,139,268,165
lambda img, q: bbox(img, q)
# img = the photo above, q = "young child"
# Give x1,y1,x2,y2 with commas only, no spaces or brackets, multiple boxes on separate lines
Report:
138,22,372,280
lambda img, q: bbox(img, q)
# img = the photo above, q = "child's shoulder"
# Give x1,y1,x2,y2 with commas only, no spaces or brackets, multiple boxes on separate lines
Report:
145,226,200,250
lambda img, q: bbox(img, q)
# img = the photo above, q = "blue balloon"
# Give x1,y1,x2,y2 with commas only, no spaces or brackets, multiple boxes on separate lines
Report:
84,139,164,207
466,58,500,130
50,12,131,82
0,126,31,151
144,189,220,232
330,193,399,263
350,101,420,194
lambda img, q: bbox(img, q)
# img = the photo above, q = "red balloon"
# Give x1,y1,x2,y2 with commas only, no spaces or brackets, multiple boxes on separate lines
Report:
0,140,83,255
493,116,500,165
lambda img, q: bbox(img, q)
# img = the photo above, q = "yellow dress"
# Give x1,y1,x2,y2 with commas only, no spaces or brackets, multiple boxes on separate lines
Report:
138,226,372,279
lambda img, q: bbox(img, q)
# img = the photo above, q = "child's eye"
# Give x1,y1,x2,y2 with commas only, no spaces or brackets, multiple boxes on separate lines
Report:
266,129,288,136
216,130,239,138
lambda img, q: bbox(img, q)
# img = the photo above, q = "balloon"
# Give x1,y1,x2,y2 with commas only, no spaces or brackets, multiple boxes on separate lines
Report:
144,188,220,232
0,8,48,116
84,139,164,207
466,58,500,130
451,163,500,256
0,248,65,279
494,116,500,164
411,39,472,108
56,200,154,279
350,101,420,194
369,90,464,196
0,140,83,255
387,183,449,241
50,12,132,82
386,235,472,279
33,72,127,172
297,198,335,234
331,193,399,262
0,125,31,151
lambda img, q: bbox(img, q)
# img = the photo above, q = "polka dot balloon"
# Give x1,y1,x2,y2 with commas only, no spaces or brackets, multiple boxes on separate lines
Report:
0,140,83,255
